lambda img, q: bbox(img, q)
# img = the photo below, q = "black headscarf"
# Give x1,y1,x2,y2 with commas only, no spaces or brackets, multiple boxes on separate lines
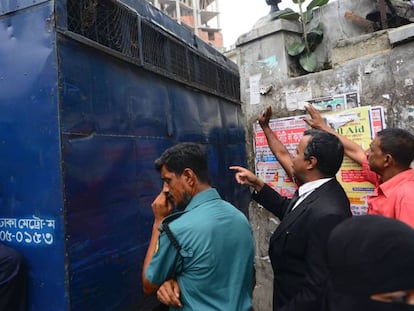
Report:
327,215,414,310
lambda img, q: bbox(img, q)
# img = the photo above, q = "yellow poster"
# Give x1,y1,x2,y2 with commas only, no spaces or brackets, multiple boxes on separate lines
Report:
324,106,378,215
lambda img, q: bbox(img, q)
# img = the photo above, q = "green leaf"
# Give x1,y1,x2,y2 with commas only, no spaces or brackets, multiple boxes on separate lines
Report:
287,42,306,56
306,27,324,50
292,0,307,4
299,52,318,72
278,10,300,21
307,0,329,11
303,10,313,24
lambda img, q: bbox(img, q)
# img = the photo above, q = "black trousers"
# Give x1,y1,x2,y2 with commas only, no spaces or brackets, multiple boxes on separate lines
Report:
0,243,27,311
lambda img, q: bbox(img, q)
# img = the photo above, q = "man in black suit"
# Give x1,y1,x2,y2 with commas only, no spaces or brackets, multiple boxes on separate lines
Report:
230,129,352,311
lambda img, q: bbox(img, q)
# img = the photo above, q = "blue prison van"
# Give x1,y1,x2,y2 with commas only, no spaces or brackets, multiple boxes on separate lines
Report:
0,0,250,310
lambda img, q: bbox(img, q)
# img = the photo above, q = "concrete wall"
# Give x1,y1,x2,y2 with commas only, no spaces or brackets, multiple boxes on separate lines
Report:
234,0,414,309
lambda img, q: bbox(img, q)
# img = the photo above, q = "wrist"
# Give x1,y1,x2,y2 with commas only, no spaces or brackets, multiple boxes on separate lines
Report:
253,179,265,192
153,219,162,230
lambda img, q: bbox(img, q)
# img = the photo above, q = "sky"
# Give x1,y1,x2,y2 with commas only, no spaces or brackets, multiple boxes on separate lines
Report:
219,0,304,48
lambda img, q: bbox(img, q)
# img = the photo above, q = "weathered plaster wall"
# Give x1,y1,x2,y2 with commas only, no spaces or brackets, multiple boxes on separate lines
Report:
235,1,414,309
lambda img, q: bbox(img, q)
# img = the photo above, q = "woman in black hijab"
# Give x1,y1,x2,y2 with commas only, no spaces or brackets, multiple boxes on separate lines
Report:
327,215,414,310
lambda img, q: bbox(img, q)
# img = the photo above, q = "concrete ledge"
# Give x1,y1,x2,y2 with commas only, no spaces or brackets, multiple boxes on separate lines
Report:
332,31,391,66
388,23,414,45
236,18,302,47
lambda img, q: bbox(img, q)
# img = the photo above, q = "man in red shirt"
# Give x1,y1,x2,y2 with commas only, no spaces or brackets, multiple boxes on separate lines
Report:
305,104,414,227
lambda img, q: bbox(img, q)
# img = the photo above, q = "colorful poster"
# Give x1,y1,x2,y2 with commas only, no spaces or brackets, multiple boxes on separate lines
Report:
308,91,359,112
370,106,386,139
327,106,378,215
254,116,306,198
253,105,385,215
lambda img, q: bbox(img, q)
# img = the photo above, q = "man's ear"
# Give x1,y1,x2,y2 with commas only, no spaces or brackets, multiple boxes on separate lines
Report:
383,153,393,168
183,168,195,186
307,156,317,169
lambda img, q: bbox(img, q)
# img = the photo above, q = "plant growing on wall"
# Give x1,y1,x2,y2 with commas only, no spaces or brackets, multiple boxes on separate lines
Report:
279,0,329,73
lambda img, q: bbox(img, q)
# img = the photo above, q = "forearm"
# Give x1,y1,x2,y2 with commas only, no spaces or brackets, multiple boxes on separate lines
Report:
262,126,294,181
323,126,365,165
304,104,366,165
252,183,289,218
142,221,162,295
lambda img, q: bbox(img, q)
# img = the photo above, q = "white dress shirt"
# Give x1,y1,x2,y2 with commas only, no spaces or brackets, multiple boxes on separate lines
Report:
291,177,333,211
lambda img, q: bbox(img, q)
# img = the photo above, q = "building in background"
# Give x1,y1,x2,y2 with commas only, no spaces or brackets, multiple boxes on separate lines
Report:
148,0,223,50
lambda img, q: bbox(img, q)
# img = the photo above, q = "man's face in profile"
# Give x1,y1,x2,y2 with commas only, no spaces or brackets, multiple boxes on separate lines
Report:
161,166,193,211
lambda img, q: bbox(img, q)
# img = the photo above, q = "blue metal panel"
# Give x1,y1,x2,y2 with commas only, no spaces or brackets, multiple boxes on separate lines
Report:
206,103,249,212
59,36,172,138
1,1,247,310
220,99,247,144
0,2,68,311
207,143,250,213
0,0,49,15
62,135,171,310
169,88,224,143
58,34,174,310
58,31,248,309
120,0,196,47
111,0,239,73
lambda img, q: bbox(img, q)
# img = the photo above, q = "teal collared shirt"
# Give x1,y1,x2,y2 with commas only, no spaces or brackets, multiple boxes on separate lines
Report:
146,188,254,311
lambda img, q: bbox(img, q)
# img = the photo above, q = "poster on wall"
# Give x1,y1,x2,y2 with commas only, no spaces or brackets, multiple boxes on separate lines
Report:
249,74,261,105
285,88,313,111
254,105,385,215
254,116,305,198
307,91,360,112
370,106,386,139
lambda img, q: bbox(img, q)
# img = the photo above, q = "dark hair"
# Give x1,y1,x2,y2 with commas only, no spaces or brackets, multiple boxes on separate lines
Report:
154,142,210,183
303,129,344,177
377,128,414,168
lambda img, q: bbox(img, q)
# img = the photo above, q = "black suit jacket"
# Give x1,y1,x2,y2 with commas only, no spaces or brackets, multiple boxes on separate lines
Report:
252,178,351,311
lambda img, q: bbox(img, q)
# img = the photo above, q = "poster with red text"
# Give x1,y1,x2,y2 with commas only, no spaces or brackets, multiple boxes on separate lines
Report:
254,116,306,198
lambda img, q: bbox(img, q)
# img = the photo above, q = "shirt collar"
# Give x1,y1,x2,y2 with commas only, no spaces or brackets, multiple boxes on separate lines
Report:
378,169,414,198
184,188,220,212
298,177,333,197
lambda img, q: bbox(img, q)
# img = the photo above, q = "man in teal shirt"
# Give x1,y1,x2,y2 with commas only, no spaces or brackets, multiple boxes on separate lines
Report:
142,143,254,310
